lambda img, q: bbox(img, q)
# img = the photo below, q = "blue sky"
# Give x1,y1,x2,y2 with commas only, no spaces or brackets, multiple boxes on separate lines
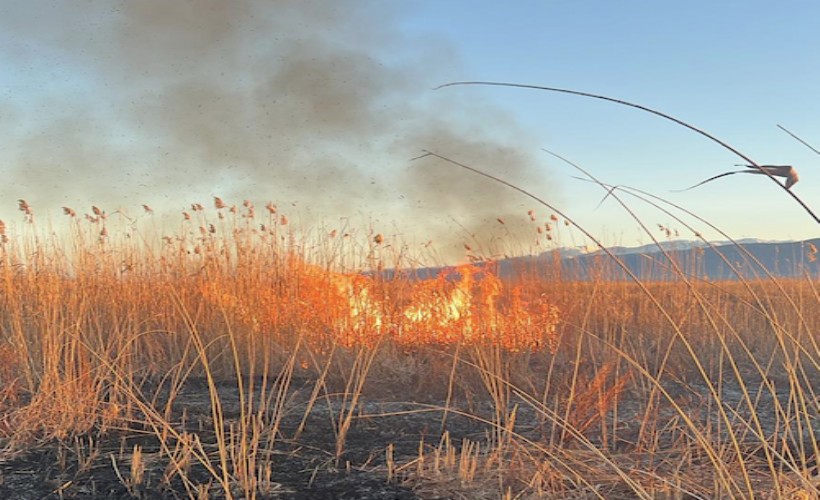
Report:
401,1,820,244
0,1,817,262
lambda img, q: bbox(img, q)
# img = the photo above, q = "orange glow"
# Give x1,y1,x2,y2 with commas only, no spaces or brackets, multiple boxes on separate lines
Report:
201,258,561,352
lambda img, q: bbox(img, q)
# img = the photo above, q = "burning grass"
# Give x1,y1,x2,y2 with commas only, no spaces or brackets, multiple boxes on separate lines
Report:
0,202,816,499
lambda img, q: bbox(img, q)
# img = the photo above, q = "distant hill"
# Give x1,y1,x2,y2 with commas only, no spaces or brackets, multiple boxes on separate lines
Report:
583,238,770,257
541,238,819,281
383,239,820,281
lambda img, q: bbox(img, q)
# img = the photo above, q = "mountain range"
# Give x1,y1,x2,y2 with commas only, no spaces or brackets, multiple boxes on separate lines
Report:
391,238,820,281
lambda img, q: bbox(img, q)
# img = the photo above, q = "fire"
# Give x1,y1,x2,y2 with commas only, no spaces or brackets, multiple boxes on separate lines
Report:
200,258,560,351
400,265,501,345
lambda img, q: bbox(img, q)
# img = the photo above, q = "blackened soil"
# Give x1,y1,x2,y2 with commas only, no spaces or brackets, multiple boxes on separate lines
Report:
2,375,814,499
0,379,497,499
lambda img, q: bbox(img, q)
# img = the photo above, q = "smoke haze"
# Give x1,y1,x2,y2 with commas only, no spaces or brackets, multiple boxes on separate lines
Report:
0,0,558,262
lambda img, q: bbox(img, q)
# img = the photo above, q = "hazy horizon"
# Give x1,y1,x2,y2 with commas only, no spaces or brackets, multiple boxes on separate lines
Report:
2,0,817,264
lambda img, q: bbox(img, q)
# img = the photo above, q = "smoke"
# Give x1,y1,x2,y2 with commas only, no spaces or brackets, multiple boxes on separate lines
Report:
0,0,558,262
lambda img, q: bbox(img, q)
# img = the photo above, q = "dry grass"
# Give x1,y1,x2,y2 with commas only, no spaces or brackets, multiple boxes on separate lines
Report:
0,201,816,499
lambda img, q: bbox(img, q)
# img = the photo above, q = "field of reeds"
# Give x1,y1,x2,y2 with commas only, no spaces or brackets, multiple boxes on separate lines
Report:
0,197,817,499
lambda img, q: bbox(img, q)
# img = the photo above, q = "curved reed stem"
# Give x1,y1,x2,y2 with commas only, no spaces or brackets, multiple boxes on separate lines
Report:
437,81,820,225
777,124,820,156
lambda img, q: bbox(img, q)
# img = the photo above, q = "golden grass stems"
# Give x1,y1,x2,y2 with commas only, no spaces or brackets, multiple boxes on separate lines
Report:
0,200,814,498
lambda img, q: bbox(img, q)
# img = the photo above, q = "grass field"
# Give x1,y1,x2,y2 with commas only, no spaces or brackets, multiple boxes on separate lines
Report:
0,200,817,499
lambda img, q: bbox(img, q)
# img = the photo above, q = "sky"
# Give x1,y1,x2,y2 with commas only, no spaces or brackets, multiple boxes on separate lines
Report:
0,1,818,264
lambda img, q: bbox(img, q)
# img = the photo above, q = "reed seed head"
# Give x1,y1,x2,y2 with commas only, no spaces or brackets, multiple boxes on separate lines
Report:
17,200,32,215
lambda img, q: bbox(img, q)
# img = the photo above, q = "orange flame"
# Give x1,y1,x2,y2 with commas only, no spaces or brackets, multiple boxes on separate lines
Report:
201,258,560,352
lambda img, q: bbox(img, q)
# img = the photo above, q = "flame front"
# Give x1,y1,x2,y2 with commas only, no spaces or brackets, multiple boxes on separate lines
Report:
201,258,560,352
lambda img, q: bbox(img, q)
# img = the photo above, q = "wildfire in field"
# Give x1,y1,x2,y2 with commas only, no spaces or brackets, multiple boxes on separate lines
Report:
201,258,561,352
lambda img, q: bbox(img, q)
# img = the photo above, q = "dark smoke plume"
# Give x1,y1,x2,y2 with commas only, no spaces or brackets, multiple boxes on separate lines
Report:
0,0,558,261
